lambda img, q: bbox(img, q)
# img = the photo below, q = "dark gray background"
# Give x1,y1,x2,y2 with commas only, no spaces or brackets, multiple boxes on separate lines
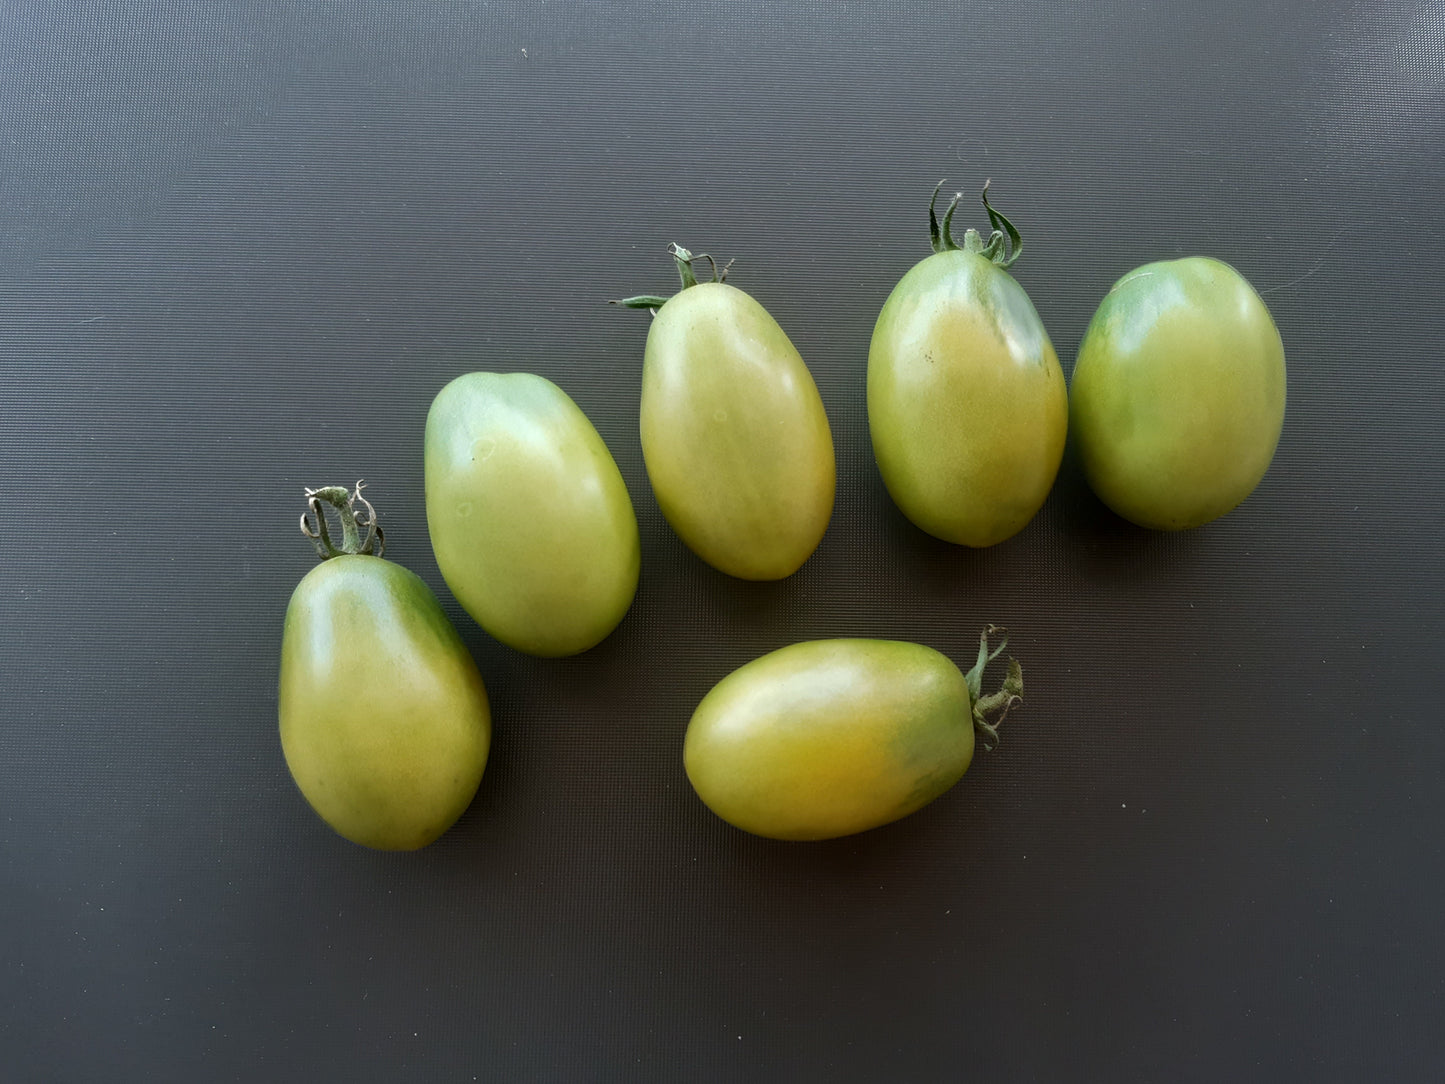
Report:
3,2,1442,1081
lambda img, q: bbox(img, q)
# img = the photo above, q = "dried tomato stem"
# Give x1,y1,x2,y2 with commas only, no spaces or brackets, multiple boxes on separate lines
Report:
300,481,385,561
963,625,1024,751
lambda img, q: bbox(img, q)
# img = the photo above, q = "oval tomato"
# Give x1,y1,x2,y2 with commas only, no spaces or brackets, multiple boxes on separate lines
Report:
616,246,835,580
683,629,1022,841
868,183,1067,546
279,484,491,851
1069,257,1286,529
425,372,640,657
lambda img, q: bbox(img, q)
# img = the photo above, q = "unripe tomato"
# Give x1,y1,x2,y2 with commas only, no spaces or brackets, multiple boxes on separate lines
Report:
1070,257,1286,529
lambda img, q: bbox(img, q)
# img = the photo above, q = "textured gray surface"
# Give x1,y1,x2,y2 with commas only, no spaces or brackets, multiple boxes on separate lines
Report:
3,2,1443,1080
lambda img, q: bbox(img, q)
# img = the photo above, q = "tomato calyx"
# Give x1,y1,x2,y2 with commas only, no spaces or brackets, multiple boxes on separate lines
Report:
300,480,385,561
964,625,1024,751
609,243,735,312
928,180,1023,269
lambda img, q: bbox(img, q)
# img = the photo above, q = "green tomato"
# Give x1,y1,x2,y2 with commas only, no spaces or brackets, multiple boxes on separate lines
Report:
683,631,1022,841
868,185,1067,547
619,247,835,580
1070,257,1286,529
279,486,490,851
425,372,640,657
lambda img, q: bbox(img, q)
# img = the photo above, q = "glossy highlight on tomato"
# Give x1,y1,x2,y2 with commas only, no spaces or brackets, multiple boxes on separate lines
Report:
868,183,1067,546
425,372,640,657
279,484,491,851
615,245,835,580
683,629,1023,841
1069,257,1286,529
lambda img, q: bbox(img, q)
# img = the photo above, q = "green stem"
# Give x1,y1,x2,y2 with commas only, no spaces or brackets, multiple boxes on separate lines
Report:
671,243,699,289
926,180,1025,268
940,191,963,253
609,242,732,311
981,180,1023,268
300,481,385,561
611,294,672,310
928,180,946,253
963,625,1024,752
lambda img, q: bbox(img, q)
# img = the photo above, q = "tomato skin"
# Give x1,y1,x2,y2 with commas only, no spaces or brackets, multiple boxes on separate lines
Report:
278,555,491,851
425,372,640,657
641,282,835,580
868,249,1068,546
1070,257,1286,530
683,639,975,841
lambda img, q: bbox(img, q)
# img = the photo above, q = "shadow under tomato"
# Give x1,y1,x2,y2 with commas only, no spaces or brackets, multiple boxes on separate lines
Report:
1052,438,1210,572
